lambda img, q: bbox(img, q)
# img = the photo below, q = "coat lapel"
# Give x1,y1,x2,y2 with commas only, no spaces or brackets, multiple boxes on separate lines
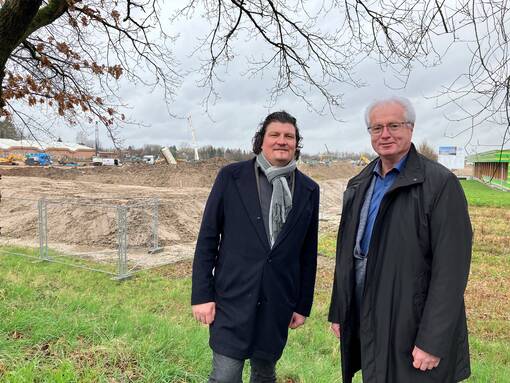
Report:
272,170,313,250
234,160,271,251
388,144,425,192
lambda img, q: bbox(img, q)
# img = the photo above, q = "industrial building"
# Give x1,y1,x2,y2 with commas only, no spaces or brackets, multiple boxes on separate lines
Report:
0,139,95,161
469,149,510,189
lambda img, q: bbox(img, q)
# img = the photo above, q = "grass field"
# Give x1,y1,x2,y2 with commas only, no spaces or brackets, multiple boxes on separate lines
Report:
460,179,510,207
0,182,509,382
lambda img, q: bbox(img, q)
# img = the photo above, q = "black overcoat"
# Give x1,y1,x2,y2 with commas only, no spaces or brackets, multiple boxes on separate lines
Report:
192,158,319,361
329,145,472,382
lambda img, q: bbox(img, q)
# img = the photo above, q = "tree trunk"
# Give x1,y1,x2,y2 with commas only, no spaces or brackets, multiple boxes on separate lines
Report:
0,0,42,107
0,0,68,108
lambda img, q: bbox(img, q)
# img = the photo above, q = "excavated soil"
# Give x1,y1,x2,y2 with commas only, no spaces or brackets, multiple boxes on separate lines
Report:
0,160,355,268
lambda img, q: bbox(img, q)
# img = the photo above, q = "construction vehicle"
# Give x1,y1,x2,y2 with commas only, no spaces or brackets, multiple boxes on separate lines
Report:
143,155,155,165
58,157,79,166
25,153,52,166
0,154,24,165
357,154,371,166
92,156,119,166
319,144,333,164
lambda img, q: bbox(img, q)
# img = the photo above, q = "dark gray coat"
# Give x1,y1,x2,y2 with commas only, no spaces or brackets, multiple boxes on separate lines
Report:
192,159,319,361
329,145,472,382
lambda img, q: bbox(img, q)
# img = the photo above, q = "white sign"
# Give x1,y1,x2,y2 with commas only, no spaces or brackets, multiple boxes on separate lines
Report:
438,146,465,169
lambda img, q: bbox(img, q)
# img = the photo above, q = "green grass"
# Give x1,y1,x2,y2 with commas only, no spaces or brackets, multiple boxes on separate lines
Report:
318,232,336,258
0,251,210,382
461,179,510,207
1,241,509,382
480,176,510,190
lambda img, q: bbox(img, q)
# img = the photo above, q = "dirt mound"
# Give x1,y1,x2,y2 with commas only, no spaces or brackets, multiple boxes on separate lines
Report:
0,158,357,188
0,157,232,188
0,176,210,249
300,161,360,181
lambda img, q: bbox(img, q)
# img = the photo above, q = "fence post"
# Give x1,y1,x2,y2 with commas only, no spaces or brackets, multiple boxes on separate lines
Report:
148,198,163,254
38,197,49,260
114,205,131,280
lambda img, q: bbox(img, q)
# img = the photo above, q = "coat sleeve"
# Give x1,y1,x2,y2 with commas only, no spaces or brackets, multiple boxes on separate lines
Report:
294,185,320,317
191,168,226,305
414,173,472,358
328,185,356,324
328,273,340,323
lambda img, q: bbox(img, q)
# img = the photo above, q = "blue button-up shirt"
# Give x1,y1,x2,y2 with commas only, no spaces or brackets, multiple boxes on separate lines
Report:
360,155,408,256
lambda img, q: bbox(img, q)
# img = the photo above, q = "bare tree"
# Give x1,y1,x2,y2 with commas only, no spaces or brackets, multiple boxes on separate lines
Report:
174,1,510,147
334,0,510,149
173,1,364,114
0,0,369,145
1,0,509,148
418,140,438,161
0,0,178,148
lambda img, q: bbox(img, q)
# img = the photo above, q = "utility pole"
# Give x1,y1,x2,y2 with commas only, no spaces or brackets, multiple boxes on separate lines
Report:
95,123,99,157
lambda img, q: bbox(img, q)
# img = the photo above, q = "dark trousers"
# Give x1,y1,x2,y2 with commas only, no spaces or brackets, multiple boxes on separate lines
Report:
208,352,277,383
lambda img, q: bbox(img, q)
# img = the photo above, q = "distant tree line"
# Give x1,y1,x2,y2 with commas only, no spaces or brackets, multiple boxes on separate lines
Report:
101,141,438,163
125,145,379,163
121,144,253,162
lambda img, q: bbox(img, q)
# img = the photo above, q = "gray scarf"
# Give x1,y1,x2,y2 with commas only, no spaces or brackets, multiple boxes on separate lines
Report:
256,153,296,247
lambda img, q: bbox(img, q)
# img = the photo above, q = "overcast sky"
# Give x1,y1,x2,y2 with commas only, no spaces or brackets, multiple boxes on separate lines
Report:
48,2,509,156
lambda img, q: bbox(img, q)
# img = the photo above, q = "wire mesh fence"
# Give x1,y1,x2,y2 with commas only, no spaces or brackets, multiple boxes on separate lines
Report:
1,179,347,280
0,195,183,280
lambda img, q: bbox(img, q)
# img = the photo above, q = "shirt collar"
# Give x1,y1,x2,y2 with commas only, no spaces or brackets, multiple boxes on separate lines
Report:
373,153,408,177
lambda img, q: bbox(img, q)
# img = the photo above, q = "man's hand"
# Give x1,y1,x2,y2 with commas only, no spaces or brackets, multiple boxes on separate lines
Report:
330,322,341,338
412,346,440,371
192,302,216,325
288,312,306,329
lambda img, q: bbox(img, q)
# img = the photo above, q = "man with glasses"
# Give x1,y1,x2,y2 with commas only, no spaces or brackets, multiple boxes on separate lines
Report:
328,97,472,382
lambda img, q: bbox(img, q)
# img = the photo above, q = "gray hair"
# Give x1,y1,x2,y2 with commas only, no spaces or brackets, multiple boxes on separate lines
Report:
364,96,416,127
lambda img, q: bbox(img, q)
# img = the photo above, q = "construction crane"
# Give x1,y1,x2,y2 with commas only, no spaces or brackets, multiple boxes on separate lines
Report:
188,115,200,161
320,144,332,163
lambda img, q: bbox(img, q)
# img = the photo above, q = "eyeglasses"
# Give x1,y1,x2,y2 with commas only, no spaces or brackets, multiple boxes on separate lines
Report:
367,121,411,136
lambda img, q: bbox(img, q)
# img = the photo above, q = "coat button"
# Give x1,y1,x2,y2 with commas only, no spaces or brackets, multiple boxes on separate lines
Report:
256,216,261,220
257,301,261,306
267,258,272,263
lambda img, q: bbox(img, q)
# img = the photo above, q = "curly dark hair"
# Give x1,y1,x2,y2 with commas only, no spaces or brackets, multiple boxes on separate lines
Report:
252,111,303,160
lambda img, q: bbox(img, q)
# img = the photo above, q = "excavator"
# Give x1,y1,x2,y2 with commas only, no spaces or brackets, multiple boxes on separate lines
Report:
357,154,371,166
0,154,24,165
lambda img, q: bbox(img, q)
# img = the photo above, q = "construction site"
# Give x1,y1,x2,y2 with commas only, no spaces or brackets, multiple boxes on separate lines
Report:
0,159,360,278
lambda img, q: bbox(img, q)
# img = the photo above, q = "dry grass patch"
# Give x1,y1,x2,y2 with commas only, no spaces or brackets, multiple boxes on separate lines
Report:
466,207,510,342
152,259,193,279
469,206,510,256
69,341,141,380
315,260,335,293
466,253,510,341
